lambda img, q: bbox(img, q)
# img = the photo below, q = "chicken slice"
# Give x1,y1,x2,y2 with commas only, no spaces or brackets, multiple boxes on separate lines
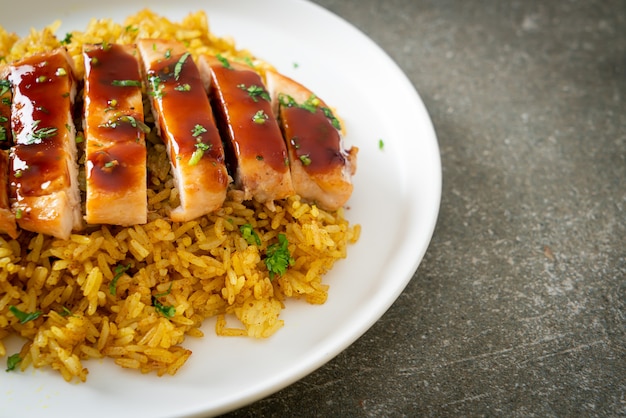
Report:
0,66,12,147
265,71,357,211
198,55,294,206
83,43,147,226
137,39,228,222
8,48,81,239
0,150,17,238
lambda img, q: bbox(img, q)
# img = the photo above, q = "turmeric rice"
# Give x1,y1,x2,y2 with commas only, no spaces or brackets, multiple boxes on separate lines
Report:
0,9,359,382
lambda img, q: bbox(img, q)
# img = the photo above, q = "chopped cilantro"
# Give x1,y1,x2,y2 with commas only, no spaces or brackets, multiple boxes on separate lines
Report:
191,124,207,137
216,54,231,69
26,120,57,144
174,52,190,80
264,233,294,279
240,223,261,246
6,353,21,372
299,154,312,166
378,139,384,150
111,79,141,87
0,79,10,96
237,84,270,102
9,305,41,324
152,284,175,318
109,263,131,295
189,141,211,166
60,33,73,45
174,83,191,92
252,110,268,124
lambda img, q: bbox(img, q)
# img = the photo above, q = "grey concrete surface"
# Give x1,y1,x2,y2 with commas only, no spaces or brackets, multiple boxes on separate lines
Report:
221,0,626,416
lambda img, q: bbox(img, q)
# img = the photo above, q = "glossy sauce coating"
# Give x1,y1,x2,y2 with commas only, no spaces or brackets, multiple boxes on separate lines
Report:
83,43,147,225
201,55,294,204
0,73,12,148
280,106,346,174
209,64,289,173
9,54,75,197
8,48,81,239
137,39,228,222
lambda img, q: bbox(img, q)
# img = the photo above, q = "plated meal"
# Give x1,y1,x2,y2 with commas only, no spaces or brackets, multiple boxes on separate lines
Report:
0,9,359,382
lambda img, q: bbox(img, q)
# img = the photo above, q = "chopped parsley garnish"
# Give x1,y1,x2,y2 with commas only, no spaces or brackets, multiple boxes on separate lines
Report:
99,115,150,134
378,139,384,150
9,305,42,324
299,154,312,166
164,48,172,59
60,32,73,45
189,142,211,166
26,120,57,144
104,160,119,169
191,124,207,137
278,93,341,130
216,54,231,69
36,75,47,83
109,263,131,295
240,223,261,246
0,126,6,142
252,110,268,124
111,79,141,87
0,79,10,96
1,97,10,106
320,106,341,130
6,353,21,372
152,284,175,318
264,233,294,280
59,306,73,317
174,83,191,92
14,208,22,220
148,75,164,98
237,84,270,102
174,52,190,81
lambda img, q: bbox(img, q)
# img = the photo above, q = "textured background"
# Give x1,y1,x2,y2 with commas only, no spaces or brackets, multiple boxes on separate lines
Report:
222,0,626,416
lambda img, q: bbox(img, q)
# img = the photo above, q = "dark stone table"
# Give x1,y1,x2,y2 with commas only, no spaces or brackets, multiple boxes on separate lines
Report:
222,0,626,416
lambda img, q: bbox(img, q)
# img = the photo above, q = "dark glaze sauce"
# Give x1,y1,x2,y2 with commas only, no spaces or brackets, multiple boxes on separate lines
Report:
83,44,146,194
148,52,224,167
8,51,74,198
209,65,288,173
83,44,144,144
0,79,12,148
280,106,345,174
87,142,145,192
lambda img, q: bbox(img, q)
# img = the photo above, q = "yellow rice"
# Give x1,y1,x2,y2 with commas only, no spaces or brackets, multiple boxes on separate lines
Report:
0,10,360,382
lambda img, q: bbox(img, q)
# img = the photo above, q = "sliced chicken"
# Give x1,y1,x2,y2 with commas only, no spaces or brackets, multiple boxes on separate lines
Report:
265,71,358,211
8,48,82,240
0,150,17,238
83,43,147,226
198,55,294,206
0,66,12,147
137,39,228,223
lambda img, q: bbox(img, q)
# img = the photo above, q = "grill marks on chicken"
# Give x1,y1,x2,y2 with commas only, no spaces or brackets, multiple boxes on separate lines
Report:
83,43,147,226
0,43,357,238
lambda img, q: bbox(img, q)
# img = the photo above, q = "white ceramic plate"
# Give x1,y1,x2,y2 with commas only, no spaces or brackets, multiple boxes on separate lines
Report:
1,0,441,416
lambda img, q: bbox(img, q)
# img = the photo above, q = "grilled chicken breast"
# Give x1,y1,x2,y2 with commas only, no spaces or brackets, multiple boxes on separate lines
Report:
198,55,294,206
0,66,12,148
8,48,82,240
0,150,17,238
83,43,147,226
265,71,357,211
137,39,228,223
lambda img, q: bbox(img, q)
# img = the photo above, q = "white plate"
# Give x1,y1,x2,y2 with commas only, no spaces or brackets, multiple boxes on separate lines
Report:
1,0,441,416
